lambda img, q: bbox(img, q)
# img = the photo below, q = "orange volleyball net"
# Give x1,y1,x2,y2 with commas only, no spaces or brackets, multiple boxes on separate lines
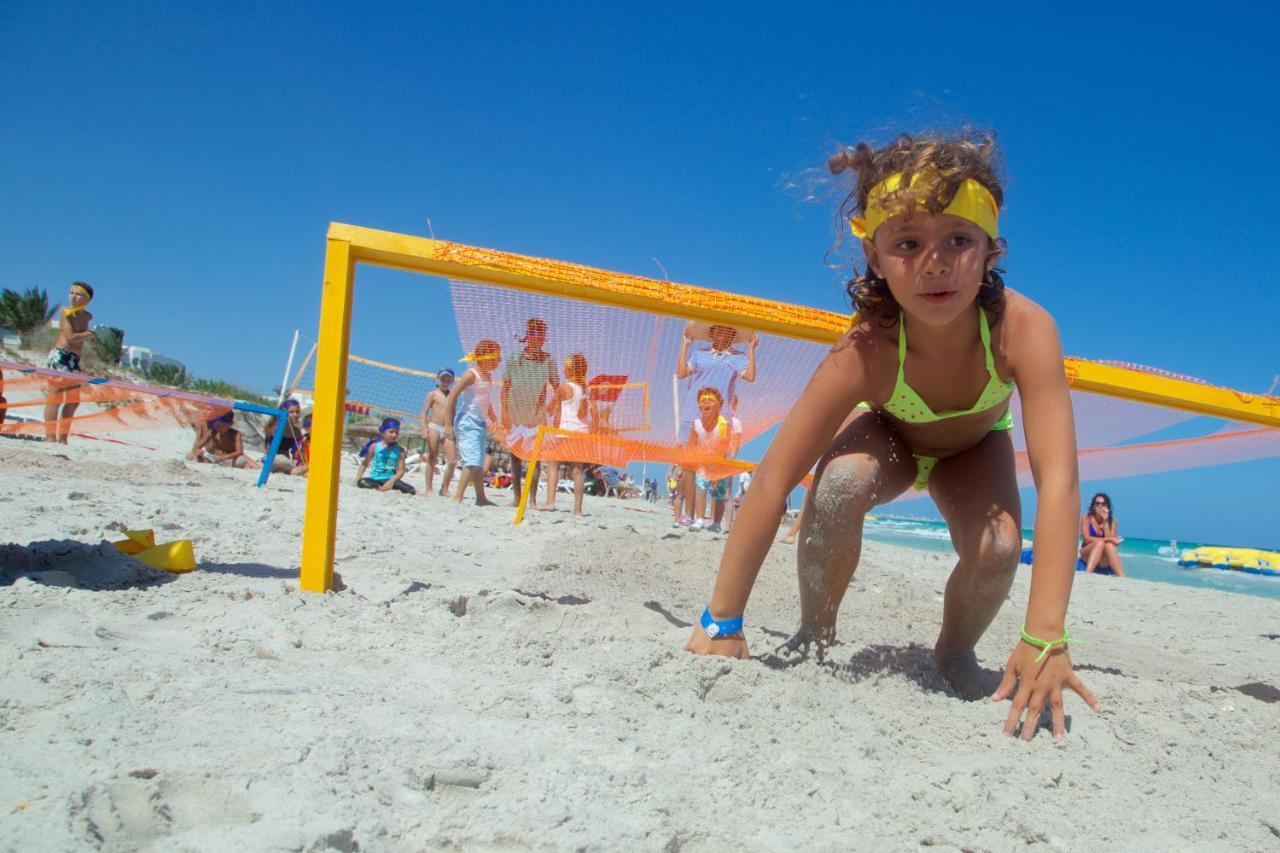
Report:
450,285,1280,510
446,278,828,481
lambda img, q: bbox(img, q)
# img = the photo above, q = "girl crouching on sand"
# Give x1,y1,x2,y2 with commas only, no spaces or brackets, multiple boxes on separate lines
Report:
686,131,1100,741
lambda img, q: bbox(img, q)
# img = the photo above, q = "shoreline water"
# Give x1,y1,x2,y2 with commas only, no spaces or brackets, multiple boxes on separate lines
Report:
863,515,1280,601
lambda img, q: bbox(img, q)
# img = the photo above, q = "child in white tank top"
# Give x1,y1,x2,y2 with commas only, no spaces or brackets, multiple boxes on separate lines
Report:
540,353,593,515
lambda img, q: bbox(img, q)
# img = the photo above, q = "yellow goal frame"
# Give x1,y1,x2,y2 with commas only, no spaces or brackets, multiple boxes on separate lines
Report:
300,222,1280,592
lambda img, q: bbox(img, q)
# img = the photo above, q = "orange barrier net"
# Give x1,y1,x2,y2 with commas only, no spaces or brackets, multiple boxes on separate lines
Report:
440,280,1280,494
0,360,234,439
446,278,829,479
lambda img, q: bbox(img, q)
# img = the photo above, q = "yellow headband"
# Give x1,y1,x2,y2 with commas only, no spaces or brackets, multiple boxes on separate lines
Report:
64,285,92,317
849,172,999,241
697,390,722,403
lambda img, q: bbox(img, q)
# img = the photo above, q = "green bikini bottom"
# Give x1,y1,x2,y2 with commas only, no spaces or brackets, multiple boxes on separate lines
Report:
910,408,1014,491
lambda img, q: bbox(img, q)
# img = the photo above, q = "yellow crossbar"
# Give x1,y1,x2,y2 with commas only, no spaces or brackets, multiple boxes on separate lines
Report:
1065,359,1280,429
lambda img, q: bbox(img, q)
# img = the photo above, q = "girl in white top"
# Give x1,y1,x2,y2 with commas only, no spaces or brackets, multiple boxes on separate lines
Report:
444,339,502,506
557,376,588,433
540,353,593,515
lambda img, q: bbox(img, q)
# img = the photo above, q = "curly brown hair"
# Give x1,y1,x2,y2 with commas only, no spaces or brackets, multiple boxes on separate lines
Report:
828,130,1008,323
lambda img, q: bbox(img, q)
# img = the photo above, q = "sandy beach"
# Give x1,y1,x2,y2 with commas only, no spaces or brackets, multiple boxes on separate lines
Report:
2,428,1278,851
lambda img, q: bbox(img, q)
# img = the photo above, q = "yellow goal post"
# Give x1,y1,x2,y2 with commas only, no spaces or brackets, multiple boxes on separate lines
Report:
300,222,1280,592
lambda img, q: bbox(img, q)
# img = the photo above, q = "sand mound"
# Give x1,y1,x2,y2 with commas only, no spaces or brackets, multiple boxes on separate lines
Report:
0,539,171,590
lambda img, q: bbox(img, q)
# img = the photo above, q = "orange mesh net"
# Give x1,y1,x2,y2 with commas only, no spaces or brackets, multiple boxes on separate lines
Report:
0,360,234,439
446,279,829,478
1006,388,1280,487
443,280,1280,487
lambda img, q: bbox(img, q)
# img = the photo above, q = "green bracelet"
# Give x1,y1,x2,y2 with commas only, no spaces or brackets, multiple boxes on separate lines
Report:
1020,624,1076,663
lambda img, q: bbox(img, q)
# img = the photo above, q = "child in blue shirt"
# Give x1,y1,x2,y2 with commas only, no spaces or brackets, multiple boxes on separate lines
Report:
353,418,415,494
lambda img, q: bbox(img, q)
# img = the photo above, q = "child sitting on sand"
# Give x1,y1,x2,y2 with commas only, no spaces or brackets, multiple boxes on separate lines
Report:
685,131,1100,742
265,399,305,473
43,282,96,443
290,414,312,477
353,417,416,494
445,340,501,506
198,413,262,469
686,387,741,533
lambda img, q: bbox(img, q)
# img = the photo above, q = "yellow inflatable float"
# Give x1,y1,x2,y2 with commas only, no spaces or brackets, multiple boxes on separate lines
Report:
1178,547,1279,577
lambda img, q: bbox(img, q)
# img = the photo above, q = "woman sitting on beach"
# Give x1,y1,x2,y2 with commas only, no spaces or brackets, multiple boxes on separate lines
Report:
685,131,1100,741
1079,492,1124,576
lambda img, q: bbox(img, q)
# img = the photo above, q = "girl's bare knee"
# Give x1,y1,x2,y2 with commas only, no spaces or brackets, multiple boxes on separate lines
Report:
976,516,1022,572
812,455,879,519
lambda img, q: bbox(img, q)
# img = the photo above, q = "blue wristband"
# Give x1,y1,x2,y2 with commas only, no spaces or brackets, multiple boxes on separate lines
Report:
700,606,744,638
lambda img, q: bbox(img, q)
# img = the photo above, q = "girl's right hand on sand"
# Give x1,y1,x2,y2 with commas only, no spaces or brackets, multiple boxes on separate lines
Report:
684,624,749,659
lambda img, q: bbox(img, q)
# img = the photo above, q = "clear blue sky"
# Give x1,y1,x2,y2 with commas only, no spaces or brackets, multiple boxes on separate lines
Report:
3,2,1277,547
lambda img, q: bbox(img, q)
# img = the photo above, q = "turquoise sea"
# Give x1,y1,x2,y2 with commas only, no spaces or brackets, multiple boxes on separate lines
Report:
862,516,1280,602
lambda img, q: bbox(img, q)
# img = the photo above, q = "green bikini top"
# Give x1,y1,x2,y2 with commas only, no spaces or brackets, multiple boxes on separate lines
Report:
882,308,1015,424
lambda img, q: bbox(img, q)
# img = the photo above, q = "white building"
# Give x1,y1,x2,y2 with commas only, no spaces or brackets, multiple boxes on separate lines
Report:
121,345,186,376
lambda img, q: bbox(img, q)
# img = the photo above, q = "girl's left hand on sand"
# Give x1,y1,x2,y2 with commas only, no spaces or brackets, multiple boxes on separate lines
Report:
992,643,1100,741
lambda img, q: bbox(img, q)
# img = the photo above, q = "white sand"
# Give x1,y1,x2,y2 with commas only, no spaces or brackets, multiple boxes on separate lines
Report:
2,428,1279,851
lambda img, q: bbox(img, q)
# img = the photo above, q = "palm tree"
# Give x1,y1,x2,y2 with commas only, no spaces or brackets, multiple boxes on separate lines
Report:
0,287,58,347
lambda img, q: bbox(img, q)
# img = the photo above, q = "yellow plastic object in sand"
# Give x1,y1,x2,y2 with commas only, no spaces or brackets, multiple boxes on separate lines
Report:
112,529,198,574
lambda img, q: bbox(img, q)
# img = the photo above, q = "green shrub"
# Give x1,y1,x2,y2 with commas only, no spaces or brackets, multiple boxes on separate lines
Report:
187,377,273,407
22,324,59,355
144,362,188,387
